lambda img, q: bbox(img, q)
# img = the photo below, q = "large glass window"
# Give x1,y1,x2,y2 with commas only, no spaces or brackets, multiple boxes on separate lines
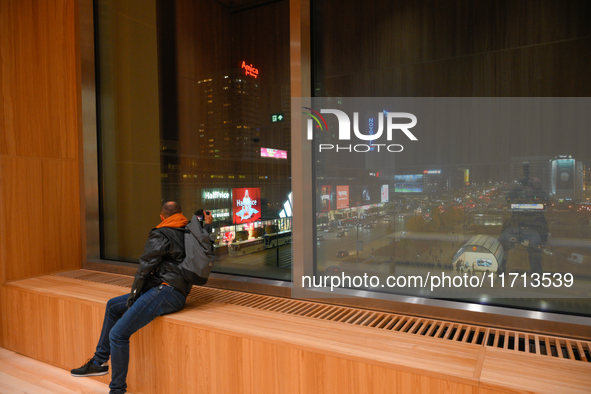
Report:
309,0,591,316
97,0,292,281
94,0,591,318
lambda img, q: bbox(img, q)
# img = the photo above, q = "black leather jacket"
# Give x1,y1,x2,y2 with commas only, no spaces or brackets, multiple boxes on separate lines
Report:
129,226,191,300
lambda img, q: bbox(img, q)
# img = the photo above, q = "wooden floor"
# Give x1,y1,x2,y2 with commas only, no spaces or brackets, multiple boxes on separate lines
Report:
0,347,117,394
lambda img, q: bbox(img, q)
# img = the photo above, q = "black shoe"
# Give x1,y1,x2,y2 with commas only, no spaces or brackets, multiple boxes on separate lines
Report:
70,358,108,377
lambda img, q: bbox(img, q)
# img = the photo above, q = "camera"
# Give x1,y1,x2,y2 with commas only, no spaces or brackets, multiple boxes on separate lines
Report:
195,209,210,223
195,209,204,222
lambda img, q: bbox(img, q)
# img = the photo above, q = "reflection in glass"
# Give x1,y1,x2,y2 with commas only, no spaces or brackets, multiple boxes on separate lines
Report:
98,0,292,281
158,0,292,281
308,96,591,316
310,0,591,316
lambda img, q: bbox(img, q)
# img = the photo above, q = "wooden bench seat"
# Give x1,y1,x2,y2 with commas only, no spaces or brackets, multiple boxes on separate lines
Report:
1,272,590,394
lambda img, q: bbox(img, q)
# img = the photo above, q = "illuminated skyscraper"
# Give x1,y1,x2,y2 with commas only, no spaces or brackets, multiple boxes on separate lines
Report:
195,67,261,160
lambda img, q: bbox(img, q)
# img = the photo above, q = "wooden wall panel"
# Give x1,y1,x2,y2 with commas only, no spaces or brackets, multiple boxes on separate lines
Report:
0,288,104,369
0,284,121,386
127,322,482,394
1,157,45,280
5,278,590,394
0,0,79,159
0,0,82,285
42,159,82,274
1,157,81,281
479,347,591,394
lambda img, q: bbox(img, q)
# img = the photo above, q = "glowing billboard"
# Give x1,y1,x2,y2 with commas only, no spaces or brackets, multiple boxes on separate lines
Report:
261,147,288,159
232,188,261,224
336,186,349,210
394,174,423,193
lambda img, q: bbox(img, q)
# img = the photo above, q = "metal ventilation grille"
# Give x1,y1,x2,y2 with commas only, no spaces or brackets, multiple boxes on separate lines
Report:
189,286,591,362
54,270,591,363
484,330,591,361
190,287,501,344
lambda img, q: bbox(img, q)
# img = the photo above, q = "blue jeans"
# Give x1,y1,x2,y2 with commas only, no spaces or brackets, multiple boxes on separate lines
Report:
93,285,186,394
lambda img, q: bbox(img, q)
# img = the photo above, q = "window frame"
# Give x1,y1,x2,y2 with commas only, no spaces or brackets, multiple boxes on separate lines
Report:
80,0,591,338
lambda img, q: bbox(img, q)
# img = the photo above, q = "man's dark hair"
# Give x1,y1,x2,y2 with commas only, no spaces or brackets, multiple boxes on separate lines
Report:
161,201,182,218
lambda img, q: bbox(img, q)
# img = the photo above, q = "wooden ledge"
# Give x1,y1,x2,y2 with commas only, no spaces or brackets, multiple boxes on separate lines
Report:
3,274,591,394
3,275,482,385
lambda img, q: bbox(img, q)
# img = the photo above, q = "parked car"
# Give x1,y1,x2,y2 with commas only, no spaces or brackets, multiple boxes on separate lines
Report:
336,250,350,258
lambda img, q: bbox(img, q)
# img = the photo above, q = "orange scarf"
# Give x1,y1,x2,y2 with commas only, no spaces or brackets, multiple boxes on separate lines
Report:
156,213,188,229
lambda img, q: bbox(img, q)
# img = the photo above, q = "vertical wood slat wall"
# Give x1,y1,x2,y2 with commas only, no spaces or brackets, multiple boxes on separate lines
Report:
0,0,83,348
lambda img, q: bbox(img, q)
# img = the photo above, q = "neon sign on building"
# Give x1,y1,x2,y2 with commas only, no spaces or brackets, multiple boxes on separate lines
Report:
241,61,259,79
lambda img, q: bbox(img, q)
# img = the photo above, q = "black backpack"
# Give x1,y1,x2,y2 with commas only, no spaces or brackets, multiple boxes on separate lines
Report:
179,214,215,285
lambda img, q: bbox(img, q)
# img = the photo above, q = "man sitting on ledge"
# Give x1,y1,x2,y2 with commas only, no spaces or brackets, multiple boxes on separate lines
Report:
71,201,212,394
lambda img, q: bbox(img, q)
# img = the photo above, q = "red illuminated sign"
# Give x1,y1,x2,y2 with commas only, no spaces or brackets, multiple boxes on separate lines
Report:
233,188,261,224
241,61,259,79
336,186,349,210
